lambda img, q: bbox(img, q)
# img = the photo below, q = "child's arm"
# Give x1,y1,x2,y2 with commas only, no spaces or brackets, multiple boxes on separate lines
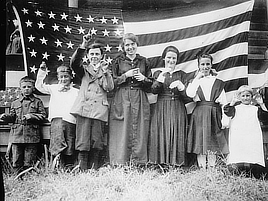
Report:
24,99,46,124
0,102,17,123
35,62,52,95
223,103,236,118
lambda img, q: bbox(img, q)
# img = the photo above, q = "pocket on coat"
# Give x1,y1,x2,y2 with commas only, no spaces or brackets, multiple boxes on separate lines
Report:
110,103,124,120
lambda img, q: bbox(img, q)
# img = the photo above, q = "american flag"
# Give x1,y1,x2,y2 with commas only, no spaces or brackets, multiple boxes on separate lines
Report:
123,0,255,107
7,1,124,84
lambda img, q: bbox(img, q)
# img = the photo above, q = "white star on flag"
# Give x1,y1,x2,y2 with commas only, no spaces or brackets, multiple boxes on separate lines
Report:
64,25,72,33
102,29,110,37
48,11,56,19
66,41,74,49
40,37,48,45
35,10,42,16
52,23,60,31
91,27,97,35
104,44,112,52
114,29,122,36
111,16,119,24
28,35,35,42
87,15,94,23
74,14,82,22
25,20,32,27
21,8,29,14
37,21,45,29
107,57,113,64
30,65,38,73
61,12,68,20
57,53,65,61
116,45,123,52
55,39,63,47
42,52,50,60
77,26,85,34
29,49,37,57
100,16,107,24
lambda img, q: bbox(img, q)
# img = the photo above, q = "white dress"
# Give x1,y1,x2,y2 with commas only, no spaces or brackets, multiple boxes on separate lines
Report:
227,104,265,167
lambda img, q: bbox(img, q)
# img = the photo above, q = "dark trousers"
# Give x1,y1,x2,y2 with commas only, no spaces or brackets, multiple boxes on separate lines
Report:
77,149,100,170
12,143,38,172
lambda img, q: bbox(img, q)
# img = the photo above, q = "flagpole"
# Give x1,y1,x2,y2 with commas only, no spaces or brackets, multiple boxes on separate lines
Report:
12,5,28,76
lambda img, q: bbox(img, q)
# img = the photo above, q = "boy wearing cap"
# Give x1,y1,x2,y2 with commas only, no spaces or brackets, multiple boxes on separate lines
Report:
70,32,114,170
0,76,46,173
35,63,79,167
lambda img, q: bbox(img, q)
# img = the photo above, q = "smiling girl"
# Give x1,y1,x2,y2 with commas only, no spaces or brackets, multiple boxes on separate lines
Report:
148,46,188,166
224,85,268,168
186,54,228,168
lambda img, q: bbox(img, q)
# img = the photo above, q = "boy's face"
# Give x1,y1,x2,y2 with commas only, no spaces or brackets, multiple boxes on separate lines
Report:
57,72,71,86
87,48,102,65
20,81,34,97
198,58,212,77
239,91,252,105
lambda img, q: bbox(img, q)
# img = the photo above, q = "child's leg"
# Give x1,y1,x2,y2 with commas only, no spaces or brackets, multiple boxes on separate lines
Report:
77,151,89,170
88,149,100,170
24,143,38,168
62,121,76,166
197,154,206,168
207,154,217,168
12,143,24,173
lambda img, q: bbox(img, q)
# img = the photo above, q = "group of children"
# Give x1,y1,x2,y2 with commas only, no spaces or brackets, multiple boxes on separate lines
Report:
1,32,267,174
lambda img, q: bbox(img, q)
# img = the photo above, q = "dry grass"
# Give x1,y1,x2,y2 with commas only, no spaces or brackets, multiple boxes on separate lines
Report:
3,163,268,201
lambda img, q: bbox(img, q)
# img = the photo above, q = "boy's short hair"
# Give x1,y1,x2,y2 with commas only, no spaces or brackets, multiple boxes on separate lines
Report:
57,66,72,76
19,76,35,86
237,85,253,96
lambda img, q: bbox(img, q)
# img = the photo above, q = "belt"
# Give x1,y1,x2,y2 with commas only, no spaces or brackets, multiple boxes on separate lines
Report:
196,101,220,108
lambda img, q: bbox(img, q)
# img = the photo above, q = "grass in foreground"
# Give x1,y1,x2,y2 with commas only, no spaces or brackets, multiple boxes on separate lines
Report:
3,164,268,201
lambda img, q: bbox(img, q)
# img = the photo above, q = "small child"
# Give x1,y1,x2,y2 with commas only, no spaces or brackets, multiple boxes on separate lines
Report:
0,76,46,173
35,62,79,167
186,54,228,168
224,85,267,168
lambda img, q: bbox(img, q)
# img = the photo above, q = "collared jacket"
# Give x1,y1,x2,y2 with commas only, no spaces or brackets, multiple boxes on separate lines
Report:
70,48,114,122
2,94,46,143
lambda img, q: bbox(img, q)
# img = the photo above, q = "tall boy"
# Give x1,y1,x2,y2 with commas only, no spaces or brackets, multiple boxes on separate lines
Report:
0,76,46,173
35,62,79,167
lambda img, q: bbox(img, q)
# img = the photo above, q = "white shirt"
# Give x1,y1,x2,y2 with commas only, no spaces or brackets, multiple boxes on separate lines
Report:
35,69,79,124
186,75,227,105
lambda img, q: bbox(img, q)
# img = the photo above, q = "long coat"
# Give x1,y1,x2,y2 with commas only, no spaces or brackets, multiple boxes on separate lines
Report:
109,53,152,165
2,95,46,143
70,48,114,122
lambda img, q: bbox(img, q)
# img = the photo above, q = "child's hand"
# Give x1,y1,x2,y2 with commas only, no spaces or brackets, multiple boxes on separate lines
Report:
230,93,240,106
100,54,109,74
40,61,47,71
81,29,92,49
169,80,185,91
255,94,264,105
195,71,205,79
134,69,145,81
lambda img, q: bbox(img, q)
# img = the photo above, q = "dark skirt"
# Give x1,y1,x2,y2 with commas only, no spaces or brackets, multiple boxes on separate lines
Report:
186,101,228,155
75,116,105,152
50,118,76,156
149,96,187,165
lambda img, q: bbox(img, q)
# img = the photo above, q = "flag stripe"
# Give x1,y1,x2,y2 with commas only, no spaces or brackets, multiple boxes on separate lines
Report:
134,12,251,47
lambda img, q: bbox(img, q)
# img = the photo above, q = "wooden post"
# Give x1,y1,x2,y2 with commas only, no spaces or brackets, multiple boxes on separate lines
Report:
68,0,78,8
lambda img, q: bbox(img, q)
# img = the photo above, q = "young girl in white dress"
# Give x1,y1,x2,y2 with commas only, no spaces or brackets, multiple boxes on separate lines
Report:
224,85,267,167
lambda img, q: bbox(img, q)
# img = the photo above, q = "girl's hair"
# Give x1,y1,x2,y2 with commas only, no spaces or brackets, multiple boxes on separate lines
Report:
196,53,217,76
57,66,72,76
197,54,213,65
161,46,180,64
237,85,253,96
122,33,139,46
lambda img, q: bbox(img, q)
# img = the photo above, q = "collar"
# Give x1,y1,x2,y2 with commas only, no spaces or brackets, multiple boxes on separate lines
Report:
58,83,72,92
19,94,35,102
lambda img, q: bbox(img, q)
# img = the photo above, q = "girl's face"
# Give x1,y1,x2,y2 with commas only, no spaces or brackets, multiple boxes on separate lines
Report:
124,39,137,56
164,51,177,69
198,58,212,77
87,48,102,65
58,72,72,86
239,91,252,105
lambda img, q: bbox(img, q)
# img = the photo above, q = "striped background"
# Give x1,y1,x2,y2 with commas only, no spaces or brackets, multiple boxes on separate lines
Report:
123,0,254,104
